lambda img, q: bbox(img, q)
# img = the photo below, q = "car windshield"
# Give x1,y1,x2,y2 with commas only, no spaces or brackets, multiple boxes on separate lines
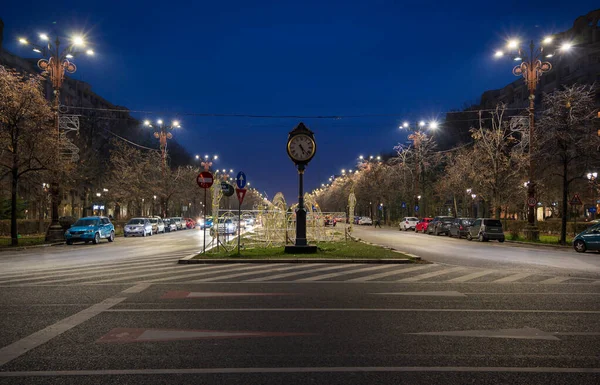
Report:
483,219,502,227
407,217,418,221
442,218,453,223
149,218,158,224
127,219,145,225
73,219,98,227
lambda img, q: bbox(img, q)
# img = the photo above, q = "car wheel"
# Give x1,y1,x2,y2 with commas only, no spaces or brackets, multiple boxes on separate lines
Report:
478,234,487,242
573,240,587,253
498,238,505,243
108,231,115,242
92,232,100,245
84,240,90,244
66,240,73,245
124,233,128,238
143,230,146,237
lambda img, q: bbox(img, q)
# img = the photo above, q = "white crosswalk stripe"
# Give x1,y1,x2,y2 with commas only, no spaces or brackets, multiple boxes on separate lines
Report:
0,258,596,285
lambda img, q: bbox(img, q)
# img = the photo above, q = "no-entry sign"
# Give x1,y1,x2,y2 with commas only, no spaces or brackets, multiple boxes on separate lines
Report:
197,171,213,189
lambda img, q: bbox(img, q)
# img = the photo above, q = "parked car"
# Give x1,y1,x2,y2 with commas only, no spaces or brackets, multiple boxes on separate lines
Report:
448,218,475,238
198,217,214,229
427,216,455,235
124,218,153,237
65,216,115,245
243,215,255,226
358,217,373,225
149,217,165,234
172,217,184,230
415,217,433,233
573,222,600,252
399,217,419,231
164,218,177,232
324,216,337,227
216,218,237,235
184,218,196,229
467,218,505,242
234,217,246,229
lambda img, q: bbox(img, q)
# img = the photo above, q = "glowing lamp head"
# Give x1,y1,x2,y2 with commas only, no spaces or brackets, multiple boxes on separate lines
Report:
143,120,151,126
66,54,74,59
359,155,364,160
403,122,409,128
507,39,519,49
214,155,218,160
195,155,200,159
560,42,573,51
419,121,425,127
18,38,28,45
157,119,163,125
72,36,85,46
514,57,522,61
39,33,49,41
494,50,504,58
86,49,94,56
172,120,180,127
429,121,439,130
32,48,41,53
543,36,553,44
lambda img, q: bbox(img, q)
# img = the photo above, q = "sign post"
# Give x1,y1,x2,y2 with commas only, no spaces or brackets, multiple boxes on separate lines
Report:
235,171,247,256
197,171,214,253
570,193,583,237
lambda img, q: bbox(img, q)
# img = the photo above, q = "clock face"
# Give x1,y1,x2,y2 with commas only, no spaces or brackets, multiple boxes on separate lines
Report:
288,134,315,162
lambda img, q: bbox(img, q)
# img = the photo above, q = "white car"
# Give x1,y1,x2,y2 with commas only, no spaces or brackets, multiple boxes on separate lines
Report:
358,217,373,225
149,217,165,234
124,218,153,237
216,218,237,235
399,217,419,231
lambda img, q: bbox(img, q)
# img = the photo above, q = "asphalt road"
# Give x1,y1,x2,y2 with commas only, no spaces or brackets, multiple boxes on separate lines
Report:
1,226,599,384
353,225,600,279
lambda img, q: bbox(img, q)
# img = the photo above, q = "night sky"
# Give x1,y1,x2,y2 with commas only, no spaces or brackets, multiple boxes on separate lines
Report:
2,1,597,202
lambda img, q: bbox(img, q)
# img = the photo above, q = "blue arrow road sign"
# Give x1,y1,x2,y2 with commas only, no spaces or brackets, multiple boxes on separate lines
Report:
401,202,406,208
590,207,597,213
236,171,247,189
414,205,419,212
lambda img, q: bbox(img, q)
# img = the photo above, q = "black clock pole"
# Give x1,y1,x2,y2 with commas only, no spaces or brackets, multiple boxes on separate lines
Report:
295,164,307,246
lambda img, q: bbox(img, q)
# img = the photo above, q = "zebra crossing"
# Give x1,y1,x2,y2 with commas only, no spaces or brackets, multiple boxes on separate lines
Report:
0,254,598,286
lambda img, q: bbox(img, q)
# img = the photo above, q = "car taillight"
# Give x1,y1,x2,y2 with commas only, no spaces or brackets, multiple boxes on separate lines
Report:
406,221,409,224
459,225,463,230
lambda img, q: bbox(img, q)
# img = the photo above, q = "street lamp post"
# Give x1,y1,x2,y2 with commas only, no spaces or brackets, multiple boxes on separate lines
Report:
495,36,572,240
399,120,439,217
466,188,472,217
19,32,94,242
144,119,181,177
587,172,598,220
471,193,477,218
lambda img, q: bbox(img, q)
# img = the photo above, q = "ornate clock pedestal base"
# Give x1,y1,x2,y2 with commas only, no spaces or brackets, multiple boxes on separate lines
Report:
284,245,318,254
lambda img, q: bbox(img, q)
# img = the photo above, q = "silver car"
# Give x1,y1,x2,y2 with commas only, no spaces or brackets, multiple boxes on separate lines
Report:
124,218,153,237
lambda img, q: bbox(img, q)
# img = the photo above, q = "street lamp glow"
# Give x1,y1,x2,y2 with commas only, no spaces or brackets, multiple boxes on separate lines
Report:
96,192,101,197
143,120,151,126
429,121,439,130
157,119,163,125
341,169,346,174
32,48,41,53
229,169,233,173
359,155,364,160
349,169,353,173
507,39,519,49
543,36,553,44
66,54,73,58
466,188,472,194
376,156,381,161
560,42,573,51
72,36,85,46
39,33,49,41
369,155,374,160
213,155,218,160
471,193,477,199
86,49,94,56
172,120,180,127
403,122,409,128
18,38,28,45
546,54,553,58
514,56,522,61
195,155,200,159
494,50,504,58
419,121,425,127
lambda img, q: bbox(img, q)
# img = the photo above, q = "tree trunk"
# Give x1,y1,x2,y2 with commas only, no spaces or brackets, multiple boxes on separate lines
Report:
11,166,19,246
452,194,458,217
560,157,569,245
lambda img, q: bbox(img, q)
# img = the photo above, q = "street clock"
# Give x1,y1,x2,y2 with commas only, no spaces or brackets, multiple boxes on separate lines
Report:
287,123,317,165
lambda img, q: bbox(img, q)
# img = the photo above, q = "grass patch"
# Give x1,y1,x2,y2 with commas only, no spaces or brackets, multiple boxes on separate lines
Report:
0,235,48,248
194,240,415,260
506,233,573,245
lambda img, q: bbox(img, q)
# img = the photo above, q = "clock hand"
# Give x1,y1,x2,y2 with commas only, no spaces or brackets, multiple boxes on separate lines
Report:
299,144,306,154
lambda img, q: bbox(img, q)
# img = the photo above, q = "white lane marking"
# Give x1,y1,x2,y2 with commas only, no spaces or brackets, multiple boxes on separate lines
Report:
1,366,599,376
81,263,244,284
245,264,358,282
396,267,466,282
492,273,533,283
0,261,176,285
374,291,466,297
136,264,262,283
121,283,152,294
0,257,178,282
538,277,572,284
446,270,497,283
347,264,434,282
410,327,560,340
190,264,313,283
105,308,600,314
295,264,392,281
0,297,126,367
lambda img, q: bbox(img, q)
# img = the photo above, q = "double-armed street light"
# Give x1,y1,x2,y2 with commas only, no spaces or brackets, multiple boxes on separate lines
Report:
494,35,573,239
399,120,440,216
587,172,598,220
19,31,95,242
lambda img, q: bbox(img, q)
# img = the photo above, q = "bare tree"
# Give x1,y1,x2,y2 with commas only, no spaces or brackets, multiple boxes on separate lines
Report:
0,67,59,246
536,84,599,244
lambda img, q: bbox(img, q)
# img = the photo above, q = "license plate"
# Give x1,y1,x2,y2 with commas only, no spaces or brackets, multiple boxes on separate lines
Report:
72,235,80,238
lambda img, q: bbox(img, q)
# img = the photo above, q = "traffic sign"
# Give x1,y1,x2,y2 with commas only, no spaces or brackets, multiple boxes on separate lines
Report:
221,182,234,197
570,193,583,206
401,202,406,208
236,171,247,189
236,188,247,204
527,196,537,207
196,171,213,189
589,207,597,213
415,205,419,212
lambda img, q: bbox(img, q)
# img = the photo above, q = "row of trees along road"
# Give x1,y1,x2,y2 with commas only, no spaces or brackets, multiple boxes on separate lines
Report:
314,84,599,245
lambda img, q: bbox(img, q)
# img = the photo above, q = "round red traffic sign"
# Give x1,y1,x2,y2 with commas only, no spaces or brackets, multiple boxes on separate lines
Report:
197,171,214,189
527,197,537,207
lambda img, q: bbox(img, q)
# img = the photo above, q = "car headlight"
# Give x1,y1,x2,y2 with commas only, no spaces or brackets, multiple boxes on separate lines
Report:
86,229,94,233
65,230,70,235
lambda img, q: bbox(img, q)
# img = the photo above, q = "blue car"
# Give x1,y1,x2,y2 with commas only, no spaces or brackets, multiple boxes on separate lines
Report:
65,216,115,245
198,217,213,230
573,223,600,253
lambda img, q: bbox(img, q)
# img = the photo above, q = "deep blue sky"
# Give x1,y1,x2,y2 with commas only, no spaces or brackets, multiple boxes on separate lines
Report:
2,1,597,202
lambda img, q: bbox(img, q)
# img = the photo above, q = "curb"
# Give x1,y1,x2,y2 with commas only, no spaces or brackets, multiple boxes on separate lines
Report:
0,241,64,252
179,258,413,264
504,240,572,249
351,236,423,261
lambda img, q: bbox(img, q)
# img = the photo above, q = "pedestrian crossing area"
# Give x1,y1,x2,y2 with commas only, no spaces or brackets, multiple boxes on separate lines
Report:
0,255,598,286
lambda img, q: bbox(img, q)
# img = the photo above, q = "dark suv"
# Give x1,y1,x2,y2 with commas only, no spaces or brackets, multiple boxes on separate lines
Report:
467,218,505,242
428,216,454,235
449,218,475,238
